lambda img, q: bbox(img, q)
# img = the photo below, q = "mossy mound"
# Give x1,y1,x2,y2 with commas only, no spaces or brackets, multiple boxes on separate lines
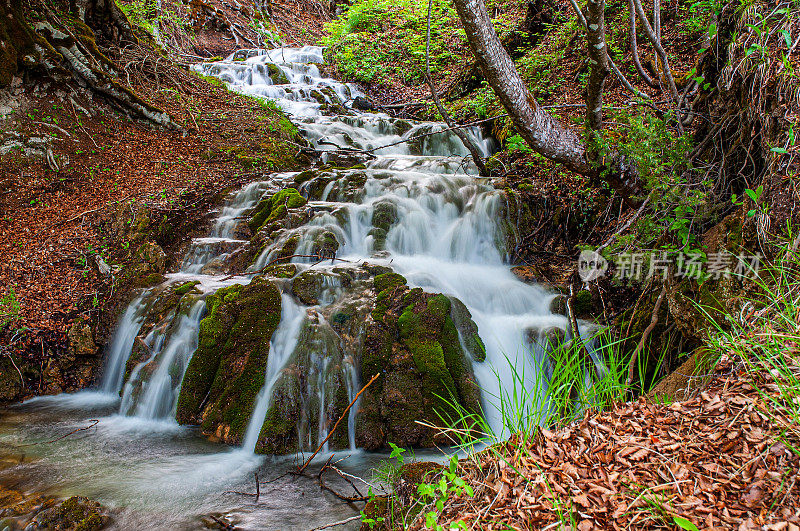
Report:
30,496,108,531
248,188,307,234
255,316,352,454
291,270,329,305
175,276,282,445
357,281,483,450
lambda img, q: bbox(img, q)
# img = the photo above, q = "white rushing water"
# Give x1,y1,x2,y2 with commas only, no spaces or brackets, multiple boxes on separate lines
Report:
0,44,593,531
241,294,306,452
193,45,570,438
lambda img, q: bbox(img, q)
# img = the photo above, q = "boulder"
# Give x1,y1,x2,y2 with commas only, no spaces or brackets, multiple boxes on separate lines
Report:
176,277,283,445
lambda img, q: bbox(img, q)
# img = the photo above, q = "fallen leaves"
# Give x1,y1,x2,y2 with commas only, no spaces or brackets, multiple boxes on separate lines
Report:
415,362,800,530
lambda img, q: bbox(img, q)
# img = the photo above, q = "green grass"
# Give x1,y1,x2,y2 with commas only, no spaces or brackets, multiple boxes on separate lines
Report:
322,0,466,84
699,234,800,455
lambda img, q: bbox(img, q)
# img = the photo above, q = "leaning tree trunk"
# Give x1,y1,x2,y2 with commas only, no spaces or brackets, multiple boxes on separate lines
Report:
451,0,644,206
0,0,175,127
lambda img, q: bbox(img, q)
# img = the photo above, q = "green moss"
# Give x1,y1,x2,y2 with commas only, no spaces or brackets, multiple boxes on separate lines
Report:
176,277,282,444
175,281,200,296
573,289,593,317
292,270,325,305
248,188,307,233
265,263,298,278
372,201,398,232
374,272,407,293
293,169,317,185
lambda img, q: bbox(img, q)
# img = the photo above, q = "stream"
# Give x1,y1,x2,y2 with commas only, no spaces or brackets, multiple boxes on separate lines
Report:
0,46,579,529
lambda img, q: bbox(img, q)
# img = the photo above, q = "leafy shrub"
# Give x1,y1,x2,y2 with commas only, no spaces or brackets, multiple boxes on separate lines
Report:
323,0,466,84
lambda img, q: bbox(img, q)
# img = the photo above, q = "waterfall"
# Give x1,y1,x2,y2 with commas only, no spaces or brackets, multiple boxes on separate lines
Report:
124,301,206,419
242,294,306,453
100,295,148,394
87,44,569,446
194,45,566,439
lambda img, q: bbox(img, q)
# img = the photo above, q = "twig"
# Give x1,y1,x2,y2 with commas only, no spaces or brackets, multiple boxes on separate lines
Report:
627,284,666,385
208,514,236,530
2,352,25,388
596,193,652,254
297,373,381,474
13,419,99,447
310,515,362,530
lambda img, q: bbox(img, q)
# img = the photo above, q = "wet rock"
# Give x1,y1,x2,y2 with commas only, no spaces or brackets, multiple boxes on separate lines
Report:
311,230,339,259
351,95,375,111
29,496,108,530
265,263,298,278
176,277,283,445
67,319,97,359
357,280,484,450
0,356,23,402
125,242,167,288
291,270,327,305
248,188,307,234
549,294,567,316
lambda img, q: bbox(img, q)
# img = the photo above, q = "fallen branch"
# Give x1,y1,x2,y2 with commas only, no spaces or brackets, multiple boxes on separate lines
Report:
297,372,381,474
310,515,362,530
627,284,667,386
13,419,99,447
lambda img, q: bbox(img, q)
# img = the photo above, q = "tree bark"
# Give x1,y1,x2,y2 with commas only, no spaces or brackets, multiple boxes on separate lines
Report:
452,0,644,205
452,0,590,175
0,0,174,127
584,0,610,152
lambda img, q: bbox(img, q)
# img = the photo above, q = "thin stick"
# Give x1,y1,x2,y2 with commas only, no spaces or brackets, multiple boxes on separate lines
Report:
14,419,99,447
310,515,362,530
297,373,380,474
627,284,666,386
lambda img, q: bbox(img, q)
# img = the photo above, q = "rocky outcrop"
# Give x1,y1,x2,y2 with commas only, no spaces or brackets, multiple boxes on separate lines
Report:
357,273,484,450
175,276,282,445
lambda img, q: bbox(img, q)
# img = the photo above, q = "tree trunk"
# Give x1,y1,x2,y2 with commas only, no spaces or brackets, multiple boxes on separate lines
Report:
0,0,174,127
451,0,644,206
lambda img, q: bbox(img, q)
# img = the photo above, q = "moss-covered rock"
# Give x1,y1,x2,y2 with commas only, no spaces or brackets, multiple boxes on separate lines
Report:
248,188,307,234
357,280,483,450
175,276,282,445
292,269,327,305
30,496,108,531
265,263,298,278
371,201,398,232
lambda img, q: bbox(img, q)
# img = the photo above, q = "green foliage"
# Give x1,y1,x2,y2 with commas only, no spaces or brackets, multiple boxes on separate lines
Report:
117,0,188,38
322,0,465,84
416,455,473,531
595,109,705,255
0,287,21,331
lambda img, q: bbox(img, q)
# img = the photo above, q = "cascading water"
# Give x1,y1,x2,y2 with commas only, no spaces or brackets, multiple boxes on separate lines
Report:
242,293,306,452
193,45,574,438
0,44,594,530
99,295,148,395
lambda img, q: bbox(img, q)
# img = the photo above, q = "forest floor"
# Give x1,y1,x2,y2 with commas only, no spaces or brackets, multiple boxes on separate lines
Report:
0,0,326,393
401,356,800,530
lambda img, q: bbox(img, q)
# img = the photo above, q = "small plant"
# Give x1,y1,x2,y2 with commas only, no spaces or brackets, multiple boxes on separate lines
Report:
415,455,472,530
0,287,21,331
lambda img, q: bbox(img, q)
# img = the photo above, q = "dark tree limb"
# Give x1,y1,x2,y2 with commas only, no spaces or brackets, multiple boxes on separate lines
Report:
453,0,645,207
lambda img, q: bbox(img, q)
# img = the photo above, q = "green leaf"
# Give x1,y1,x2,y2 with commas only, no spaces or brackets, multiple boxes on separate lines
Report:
673,516,699,531
771,146,788,154
781,29,792,48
